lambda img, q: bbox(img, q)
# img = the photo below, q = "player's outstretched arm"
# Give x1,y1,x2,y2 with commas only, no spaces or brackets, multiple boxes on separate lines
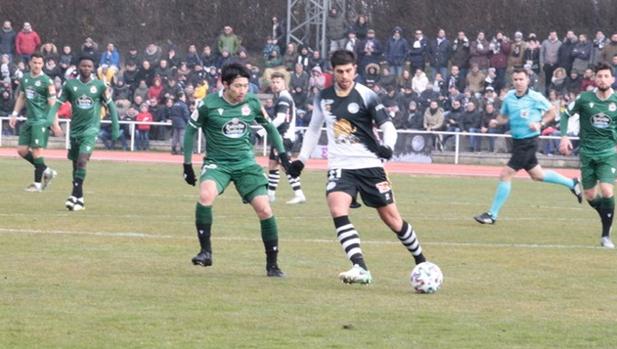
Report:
182,125,197,186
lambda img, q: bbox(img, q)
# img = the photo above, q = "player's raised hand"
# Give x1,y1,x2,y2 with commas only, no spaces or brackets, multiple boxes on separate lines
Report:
287,160,304,178
183,163,196,186
559,137,572,156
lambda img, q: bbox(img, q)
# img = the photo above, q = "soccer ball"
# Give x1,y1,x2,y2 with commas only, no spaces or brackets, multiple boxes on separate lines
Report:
410,262,443,294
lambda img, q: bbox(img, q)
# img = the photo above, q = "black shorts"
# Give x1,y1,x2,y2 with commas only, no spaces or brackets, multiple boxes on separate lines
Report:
325,167,394,208
507,137,539,171
269,139,294,160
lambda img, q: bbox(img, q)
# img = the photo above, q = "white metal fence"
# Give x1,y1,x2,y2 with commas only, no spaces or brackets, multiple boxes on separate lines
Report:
0,116,578,164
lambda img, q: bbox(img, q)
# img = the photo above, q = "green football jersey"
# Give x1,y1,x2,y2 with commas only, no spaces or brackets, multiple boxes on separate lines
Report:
188,90,268,163
58,77,110,137
19,72,53,123
562,91,617,156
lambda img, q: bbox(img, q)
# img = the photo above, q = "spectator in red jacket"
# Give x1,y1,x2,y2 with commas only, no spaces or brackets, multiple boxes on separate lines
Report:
135,103,153,151
15,22,41,64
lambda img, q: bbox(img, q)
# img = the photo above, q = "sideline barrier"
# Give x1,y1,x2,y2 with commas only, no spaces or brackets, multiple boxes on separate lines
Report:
0,116,578,164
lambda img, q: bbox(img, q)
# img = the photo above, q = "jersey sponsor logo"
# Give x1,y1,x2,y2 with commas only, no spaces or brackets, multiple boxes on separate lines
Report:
241,104,250,116
590,113,611,129
375,181,391,194
25,86,36,99
222,118,248,138
347,102,360,114
333,119,359,144
610,103,617,112
76,95,95,109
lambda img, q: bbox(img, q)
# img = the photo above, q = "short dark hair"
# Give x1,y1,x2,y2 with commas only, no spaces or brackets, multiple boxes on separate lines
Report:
512,67,528,76
594,62,614,76
221,63,251,85
78,54,95,64
30,52,44,61
330,49,356,68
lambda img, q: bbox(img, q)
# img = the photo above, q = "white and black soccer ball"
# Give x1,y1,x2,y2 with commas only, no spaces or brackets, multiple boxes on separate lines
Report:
410,262,443,294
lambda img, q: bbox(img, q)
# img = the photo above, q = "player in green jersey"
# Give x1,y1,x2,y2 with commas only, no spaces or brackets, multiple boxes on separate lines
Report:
47,55,119,211
560,62,617,248
182,63,291,277
9,52,62,192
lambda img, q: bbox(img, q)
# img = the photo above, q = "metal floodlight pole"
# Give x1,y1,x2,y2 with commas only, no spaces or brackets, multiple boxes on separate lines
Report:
287,0,348,56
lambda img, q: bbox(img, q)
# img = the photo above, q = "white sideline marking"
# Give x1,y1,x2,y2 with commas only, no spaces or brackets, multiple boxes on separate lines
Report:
0,227,602,250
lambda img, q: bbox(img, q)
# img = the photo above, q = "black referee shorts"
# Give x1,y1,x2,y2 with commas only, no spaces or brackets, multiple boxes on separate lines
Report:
507,137,539,171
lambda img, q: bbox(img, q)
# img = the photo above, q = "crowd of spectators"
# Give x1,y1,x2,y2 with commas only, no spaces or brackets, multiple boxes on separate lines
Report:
1,13,616,155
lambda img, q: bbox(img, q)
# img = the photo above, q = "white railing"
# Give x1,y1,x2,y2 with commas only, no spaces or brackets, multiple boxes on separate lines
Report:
0,116,579,164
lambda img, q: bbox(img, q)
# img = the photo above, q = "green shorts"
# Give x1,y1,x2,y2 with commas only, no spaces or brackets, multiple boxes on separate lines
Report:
580,152,617,190
67,130,98,161
18,122,49,148
199,160,268,203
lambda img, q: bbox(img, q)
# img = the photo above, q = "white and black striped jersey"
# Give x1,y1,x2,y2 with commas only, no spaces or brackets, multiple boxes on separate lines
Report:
273,90,296,140
311,82,390,169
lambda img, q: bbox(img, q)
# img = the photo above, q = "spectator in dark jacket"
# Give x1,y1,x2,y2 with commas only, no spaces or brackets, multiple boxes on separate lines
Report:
558,30,577,74
170,93,190,154
461,101,482,152
0,21,16,59
385,26,409,76
408,29,429,74
358,29,383,72
571,33,592,74
452,31,471,78
430,29,451,80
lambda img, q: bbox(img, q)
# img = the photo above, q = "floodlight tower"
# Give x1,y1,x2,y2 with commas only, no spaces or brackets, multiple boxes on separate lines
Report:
286,0,347,55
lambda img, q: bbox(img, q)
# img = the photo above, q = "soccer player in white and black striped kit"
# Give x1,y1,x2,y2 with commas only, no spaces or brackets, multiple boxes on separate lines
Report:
266,72,306,204
288,50,427,284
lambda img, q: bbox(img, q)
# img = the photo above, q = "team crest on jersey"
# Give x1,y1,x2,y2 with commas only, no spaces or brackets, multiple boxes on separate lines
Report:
241,104,251,116
589,102,595,109
591,113,611,128
347,102,360,114
34,81,41,87
90,86,98,94
520,109,529,119
609,103,617,112
217,108,224,116
222,117,248,138
333,119,359,144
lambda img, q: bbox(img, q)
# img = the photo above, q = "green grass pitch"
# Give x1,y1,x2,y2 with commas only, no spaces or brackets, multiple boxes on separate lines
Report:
1,158,616,348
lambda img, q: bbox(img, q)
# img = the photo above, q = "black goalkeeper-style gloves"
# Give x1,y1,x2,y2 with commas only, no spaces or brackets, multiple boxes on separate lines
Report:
183,163,196,186
376,145,393,160
287,160,305,178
